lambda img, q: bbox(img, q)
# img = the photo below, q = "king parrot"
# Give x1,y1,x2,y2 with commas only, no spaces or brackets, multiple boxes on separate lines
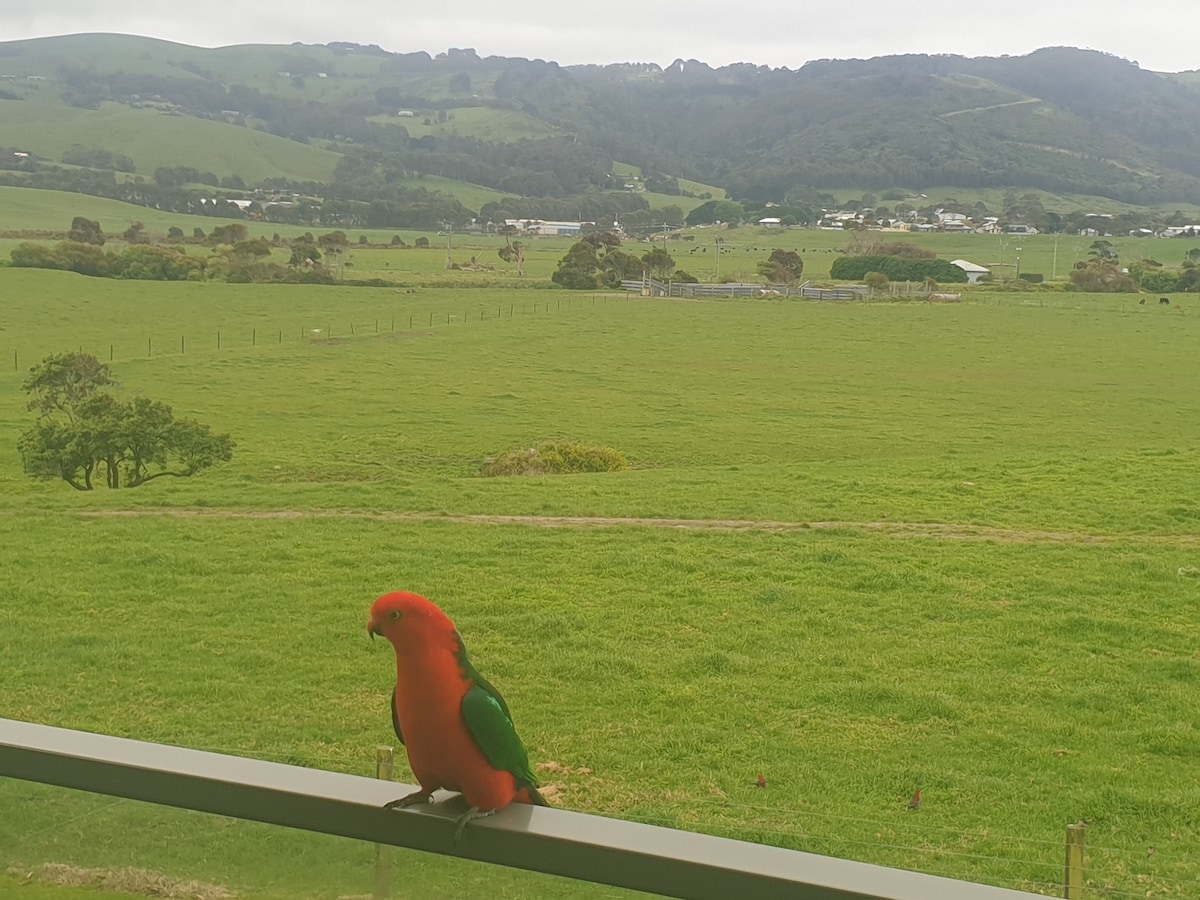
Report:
367,590,547,838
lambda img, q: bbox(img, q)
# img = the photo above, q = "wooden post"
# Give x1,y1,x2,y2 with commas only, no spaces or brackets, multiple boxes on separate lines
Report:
148,337,152,357
181,336,185,355
217,330,221,350
1064,822,1085,899
374,746,395,899
252,328,256,346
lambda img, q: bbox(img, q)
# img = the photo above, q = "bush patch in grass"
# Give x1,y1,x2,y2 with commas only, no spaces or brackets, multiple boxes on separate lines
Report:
480,441,630,476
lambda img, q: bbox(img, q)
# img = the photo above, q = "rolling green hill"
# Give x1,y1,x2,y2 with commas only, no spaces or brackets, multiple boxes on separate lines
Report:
5,34,1200,221
0,101,341,183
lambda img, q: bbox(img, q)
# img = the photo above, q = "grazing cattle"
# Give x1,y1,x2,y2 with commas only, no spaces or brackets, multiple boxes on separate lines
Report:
1139,298,1147,305
1161,297,1171,305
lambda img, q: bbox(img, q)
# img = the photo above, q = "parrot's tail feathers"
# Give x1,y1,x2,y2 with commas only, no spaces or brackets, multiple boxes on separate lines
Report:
517,784,549,806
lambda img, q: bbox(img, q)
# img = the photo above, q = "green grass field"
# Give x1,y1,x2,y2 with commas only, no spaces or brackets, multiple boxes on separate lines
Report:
372,107,561,142
2,257,1199,899
0,103,341,184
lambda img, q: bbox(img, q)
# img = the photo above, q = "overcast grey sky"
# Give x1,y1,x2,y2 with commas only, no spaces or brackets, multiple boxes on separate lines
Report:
4,0,1197,73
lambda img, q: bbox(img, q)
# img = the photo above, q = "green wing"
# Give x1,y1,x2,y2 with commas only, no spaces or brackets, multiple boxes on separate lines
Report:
456,640,541,796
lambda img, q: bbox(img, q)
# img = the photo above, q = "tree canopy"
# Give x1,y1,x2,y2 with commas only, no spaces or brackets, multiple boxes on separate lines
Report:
18,352,234,491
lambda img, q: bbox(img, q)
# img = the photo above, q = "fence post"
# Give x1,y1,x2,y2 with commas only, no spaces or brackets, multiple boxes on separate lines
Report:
148,337,152,358
374,746,395,899
181,336,185,355
217,330,221,350
1064,822,1085,899
252,329,256,347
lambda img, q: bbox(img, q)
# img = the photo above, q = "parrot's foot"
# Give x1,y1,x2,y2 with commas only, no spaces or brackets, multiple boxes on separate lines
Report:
384,789,433,810
453,806,496,842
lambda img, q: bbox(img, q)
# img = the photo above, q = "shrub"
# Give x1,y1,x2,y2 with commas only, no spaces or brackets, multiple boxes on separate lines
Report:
480,441,631,476
1135,269,1181,293
830,255,968,283
1068,259,1138,293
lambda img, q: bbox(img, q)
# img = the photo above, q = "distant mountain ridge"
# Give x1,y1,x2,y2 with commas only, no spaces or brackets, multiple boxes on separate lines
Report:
3,34,1200,210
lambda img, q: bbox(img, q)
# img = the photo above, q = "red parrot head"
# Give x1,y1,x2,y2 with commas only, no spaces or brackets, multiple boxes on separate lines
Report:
368,591,459,654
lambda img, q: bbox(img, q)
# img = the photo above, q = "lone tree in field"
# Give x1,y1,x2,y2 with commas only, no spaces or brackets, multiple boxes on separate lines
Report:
757,248,805,285
497,225,525,276
551,232,634,289
68,216,105,246
18,351,234,491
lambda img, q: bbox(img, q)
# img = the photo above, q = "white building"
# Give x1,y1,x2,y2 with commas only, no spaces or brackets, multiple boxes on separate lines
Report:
951,259,990,285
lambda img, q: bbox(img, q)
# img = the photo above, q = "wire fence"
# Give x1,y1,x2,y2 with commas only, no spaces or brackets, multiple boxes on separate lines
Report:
5,292,633,374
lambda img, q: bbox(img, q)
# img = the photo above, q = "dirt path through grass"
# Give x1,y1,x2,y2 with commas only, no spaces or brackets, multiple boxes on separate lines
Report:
79,509,1200,546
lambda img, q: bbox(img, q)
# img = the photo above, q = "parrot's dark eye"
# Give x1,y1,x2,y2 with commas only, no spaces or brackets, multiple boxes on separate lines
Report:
389,610,401,620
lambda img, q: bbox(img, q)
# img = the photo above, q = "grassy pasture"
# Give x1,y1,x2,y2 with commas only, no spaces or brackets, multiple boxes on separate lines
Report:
0,103,341,184
373,107,562,142
1,268,1200,898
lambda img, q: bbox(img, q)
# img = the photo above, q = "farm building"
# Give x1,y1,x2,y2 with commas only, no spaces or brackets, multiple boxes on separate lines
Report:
952,259,990,284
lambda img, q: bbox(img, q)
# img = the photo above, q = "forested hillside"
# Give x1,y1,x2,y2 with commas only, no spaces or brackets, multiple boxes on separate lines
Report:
2,34,1200,221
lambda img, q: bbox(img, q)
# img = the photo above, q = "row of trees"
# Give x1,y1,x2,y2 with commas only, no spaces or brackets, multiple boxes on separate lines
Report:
7,220,368,284
550,235,805,289
18,353,233,491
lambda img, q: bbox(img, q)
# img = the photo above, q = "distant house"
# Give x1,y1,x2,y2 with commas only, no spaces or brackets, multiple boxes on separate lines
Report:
397,110,415,117
952,259,990,285
757,217,782,227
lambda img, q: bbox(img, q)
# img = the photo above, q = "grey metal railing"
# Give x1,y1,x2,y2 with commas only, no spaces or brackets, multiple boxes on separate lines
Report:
0,717,1044,900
